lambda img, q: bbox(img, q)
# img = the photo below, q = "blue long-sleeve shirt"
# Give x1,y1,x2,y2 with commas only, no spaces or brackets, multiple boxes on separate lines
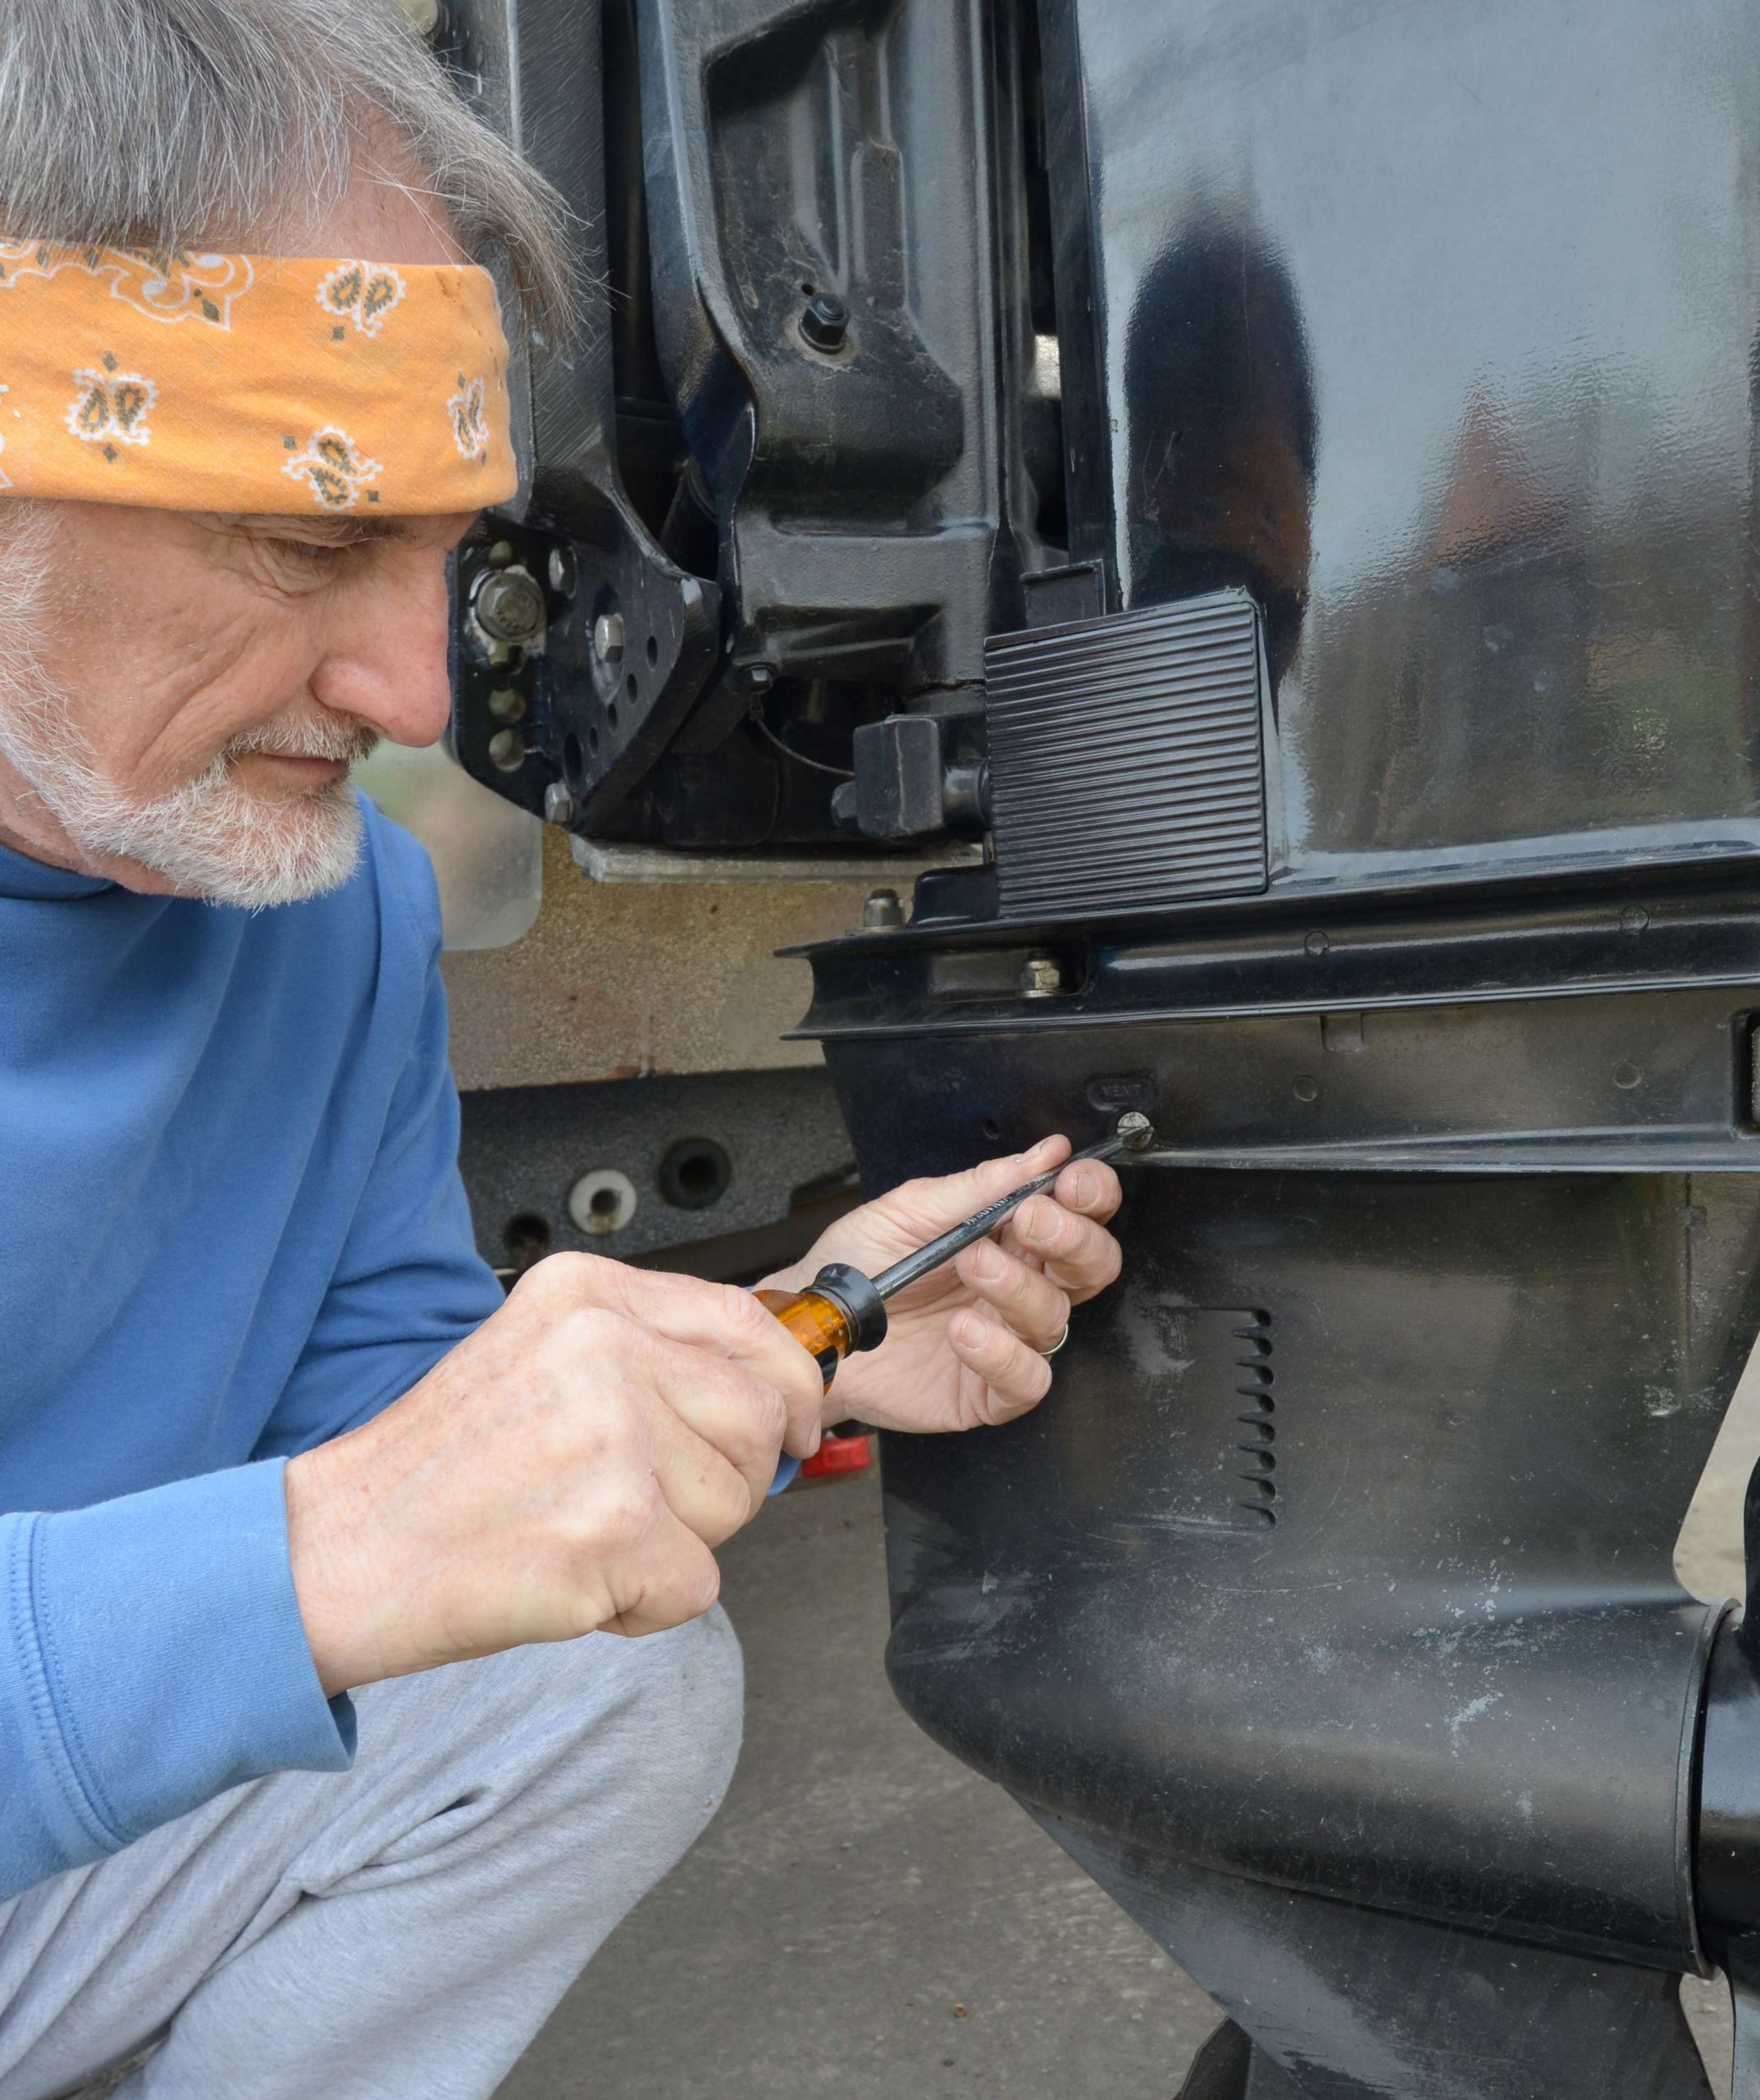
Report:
0,800,504,1899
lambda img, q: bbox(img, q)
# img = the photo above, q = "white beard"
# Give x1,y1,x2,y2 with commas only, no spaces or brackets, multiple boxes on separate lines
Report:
0,513,378,910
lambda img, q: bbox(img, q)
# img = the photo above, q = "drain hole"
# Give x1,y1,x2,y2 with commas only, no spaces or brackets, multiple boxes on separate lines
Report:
659,1138,732,1211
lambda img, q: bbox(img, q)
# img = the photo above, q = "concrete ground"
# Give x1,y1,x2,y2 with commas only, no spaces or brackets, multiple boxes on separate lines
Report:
500,1350,1760,2100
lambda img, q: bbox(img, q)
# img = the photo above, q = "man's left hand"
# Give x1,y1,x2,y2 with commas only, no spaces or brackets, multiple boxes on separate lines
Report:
759,1135,1124,1435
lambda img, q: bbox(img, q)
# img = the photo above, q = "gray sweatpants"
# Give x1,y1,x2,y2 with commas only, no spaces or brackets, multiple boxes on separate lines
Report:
0,1609,744,2100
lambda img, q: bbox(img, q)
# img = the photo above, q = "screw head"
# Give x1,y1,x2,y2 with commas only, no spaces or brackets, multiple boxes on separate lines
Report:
799,292,850,354
593,610,626,664
862,887,905,929
1621,905,1650,934
544,782,577,827
1304,930,1329,957
474,566,546,646
1020,954,1064,998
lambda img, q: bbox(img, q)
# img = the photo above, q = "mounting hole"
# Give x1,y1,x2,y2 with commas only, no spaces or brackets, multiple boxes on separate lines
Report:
607,701,619,732
563,731,583,786
487,728,526,772
659,1138,732,1212
567,1168,638,1237
980,1116,1002,1143
587,724,600,756
645,632,659,668
800,280,817,295
501,1211,553,1269
625,671,639,701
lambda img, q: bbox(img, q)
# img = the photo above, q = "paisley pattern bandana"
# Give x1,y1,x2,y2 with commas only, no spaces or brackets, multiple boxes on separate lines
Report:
0,244,517,514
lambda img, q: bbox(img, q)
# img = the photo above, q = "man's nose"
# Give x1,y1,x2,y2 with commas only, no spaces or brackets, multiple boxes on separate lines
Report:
308,551,454,747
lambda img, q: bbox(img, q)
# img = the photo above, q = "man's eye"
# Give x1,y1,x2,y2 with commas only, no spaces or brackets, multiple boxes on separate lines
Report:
272,538,352,568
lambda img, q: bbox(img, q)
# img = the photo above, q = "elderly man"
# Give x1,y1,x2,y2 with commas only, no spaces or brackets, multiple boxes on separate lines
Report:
0,3,1124,2096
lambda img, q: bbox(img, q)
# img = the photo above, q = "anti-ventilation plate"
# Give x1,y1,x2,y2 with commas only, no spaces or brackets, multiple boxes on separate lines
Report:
983,589,1270,920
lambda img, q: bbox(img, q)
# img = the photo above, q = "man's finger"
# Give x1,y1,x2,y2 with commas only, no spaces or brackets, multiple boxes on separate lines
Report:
947,1306,1054,1422
641,1335,796,1510
543,1253,824,1454
999,1194,1124,1303
597,1514,726,1639
953,1238,1071,1353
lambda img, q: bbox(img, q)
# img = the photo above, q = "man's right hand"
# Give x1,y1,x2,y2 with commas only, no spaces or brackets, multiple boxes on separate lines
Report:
284,1254,826,1697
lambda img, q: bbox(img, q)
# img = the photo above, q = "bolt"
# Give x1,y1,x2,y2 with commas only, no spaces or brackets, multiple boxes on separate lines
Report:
1020,954,1064,999
799,291,850,354
544,782,577,827
473,566,547,647
548,546,578,599
593,610,626,664
486,686,526,722
862,887,905,929
486,728,526,773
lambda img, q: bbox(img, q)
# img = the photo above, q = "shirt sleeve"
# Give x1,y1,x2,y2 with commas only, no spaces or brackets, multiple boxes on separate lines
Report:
0,1459,352,1900
253,847,504,1462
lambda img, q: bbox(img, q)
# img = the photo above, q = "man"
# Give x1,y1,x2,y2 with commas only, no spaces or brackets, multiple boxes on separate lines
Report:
0,4,1124,2096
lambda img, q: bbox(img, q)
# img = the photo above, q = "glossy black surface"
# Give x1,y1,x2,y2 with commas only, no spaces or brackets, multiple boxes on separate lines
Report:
1048,0,1760,901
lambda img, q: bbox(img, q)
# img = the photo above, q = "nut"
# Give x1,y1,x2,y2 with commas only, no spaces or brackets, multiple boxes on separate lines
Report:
1020,954,1064,998
799,292,850,354
862,888,905,929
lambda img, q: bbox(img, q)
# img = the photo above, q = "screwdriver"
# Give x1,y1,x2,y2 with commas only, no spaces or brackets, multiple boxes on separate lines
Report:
755,1111,1156,1386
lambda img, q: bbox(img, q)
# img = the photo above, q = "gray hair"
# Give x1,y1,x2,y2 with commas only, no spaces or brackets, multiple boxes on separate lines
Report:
0,0,574,335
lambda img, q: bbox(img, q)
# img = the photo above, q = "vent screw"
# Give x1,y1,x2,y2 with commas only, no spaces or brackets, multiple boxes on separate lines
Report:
862,888,905,929
799,292,850,354
1020,954,1064,999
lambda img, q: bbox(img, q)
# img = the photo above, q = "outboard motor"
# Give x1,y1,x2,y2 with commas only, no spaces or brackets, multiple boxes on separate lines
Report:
449,0,1760,2086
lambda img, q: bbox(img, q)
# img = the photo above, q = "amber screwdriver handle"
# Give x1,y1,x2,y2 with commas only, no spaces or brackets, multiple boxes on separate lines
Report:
753,1262,890,1388
754,1286,857,1385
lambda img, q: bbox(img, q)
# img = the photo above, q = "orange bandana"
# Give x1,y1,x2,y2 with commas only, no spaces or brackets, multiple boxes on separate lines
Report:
0,244,518,515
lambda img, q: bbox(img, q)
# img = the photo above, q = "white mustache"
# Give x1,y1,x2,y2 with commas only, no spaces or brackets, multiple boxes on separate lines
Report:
224,716,379,765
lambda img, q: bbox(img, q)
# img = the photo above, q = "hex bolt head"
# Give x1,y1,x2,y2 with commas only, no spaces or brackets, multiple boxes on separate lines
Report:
547,546,578,599
1020,953,1064,998
799,292,850,354
593,611,626,664
862,887,905,929
473,566,547,646
543,782,577,827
